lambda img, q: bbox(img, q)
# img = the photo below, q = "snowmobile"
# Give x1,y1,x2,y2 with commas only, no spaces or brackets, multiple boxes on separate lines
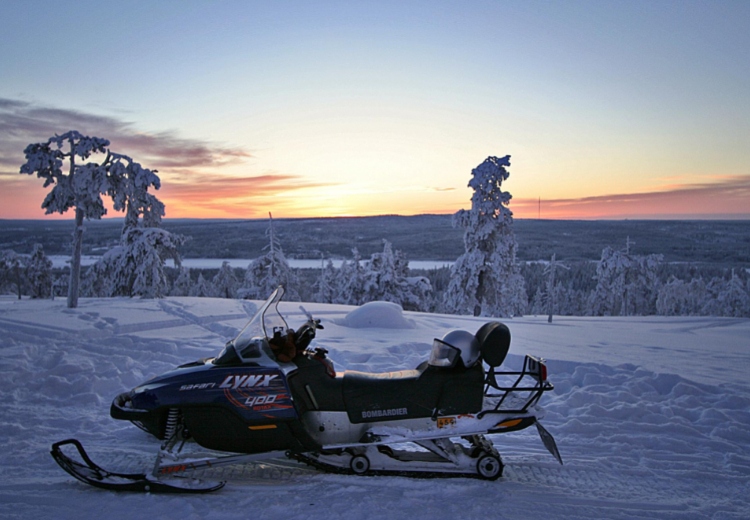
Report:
51,287,562,493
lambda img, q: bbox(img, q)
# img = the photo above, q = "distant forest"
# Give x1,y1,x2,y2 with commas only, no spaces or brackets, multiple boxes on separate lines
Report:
2,216,749,317
2,215,749,265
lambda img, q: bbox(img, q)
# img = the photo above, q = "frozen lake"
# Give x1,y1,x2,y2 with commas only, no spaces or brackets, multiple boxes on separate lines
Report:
49,255,453,270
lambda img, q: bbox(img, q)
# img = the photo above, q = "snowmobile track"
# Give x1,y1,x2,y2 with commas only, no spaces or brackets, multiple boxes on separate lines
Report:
503,462,668,501
503,459,750,516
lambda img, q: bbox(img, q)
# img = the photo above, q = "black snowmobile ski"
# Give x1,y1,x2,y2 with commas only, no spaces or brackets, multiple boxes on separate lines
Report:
51,439,225,494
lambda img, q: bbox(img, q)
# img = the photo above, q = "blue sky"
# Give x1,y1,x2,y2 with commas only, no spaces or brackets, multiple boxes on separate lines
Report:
1,0,748,219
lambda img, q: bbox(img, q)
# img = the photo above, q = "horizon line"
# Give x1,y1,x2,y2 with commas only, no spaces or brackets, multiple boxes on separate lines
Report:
2,213,749,222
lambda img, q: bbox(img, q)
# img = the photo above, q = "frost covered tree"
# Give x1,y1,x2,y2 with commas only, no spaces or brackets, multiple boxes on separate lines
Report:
313,259,340,303
656,276,692,316
240,213,299,300
171,267,193,297
20,131,164,307
80,257,110,297
529,287,546,315
1,250,27,299
700,272,750,317
189,273,214,297
118,228,183,298
403,275,433,312
443,156,526,317
544,254,569,322
362,240,431,311
82,188,183,300
719,271,750,317
83,227,184,298
213,261,239,299
589,239,663,316
26,244,53,299
363,240,406,302
337,248,367,305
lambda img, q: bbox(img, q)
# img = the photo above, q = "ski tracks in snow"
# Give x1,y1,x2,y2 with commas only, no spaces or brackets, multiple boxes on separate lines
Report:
85,444,745,519
155,298,249,339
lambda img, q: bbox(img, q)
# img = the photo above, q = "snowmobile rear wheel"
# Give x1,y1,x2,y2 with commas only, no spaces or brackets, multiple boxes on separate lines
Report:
476,454,503,480
350,454,370,475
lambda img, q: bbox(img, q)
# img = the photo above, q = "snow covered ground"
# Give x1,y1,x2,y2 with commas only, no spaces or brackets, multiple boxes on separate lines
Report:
0,295,748,519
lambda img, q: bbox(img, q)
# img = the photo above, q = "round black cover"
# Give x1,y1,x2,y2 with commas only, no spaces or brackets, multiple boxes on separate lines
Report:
476,322,510,367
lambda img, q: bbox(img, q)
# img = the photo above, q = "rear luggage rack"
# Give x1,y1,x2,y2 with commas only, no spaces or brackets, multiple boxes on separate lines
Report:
480,354,554,416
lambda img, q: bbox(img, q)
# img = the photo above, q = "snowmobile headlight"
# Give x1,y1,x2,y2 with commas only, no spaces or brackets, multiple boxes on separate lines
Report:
133,383,166,394
429,339,460,368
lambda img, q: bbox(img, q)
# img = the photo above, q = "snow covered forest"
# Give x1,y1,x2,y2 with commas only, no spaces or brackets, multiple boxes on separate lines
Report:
2,217,749,318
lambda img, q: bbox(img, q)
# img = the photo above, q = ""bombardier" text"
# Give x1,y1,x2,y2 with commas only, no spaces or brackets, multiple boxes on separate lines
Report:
361,408,408,419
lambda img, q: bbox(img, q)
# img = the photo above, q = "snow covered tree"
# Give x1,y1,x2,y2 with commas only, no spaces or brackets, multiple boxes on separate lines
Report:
656,276,691,316
362,240,432,311
121,228,184,298
313,259,340,303
80,256,111,297
213,261,239,299
589,239,663,316
26,244,53,299
20,131,164,308
1,250,27,299
685,277,709,315
240,213,299,300
337,248,367,305
719,271,750,317
171,267,193,296
700,272,750,317
52,274,68,300
529,287,546,315
403,275,433,312
544,254,569,322
443,156,526,317
189,273,215,297
84,227,184,298
363,239,406,303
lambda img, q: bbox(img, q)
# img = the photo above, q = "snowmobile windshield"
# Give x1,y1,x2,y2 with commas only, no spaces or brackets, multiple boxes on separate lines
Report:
230,286,289,354
428,338,460,368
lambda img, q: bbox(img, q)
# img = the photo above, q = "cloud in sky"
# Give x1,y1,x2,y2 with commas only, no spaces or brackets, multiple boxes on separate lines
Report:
0,98,250,173
159,172,334,218
0,98,335,218
512,175,750,220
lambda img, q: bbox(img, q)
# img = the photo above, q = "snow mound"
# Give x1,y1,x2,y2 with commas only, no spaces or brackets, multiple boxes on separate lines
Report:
338,301,415,329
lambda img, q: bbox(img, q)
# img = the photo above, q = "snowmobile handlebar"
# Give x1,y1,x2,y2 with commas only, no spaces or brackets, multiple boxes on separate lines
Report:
294,315,323,352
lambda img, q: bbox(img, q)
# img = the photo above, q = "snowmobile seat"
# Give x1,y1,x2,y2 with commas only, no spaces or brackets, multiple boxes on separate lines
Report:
476,322,510,368
343,363,484,424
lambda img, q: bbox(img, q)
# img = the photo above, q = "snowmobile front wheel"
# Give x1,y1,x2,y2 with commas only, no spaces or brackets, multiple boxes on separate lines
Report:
350,454,370,475
476,454,503,480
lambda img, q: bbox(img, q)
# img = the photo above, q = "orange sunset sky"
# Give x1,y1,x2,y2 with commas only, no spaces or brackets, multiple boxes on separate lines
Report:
1,1,749,221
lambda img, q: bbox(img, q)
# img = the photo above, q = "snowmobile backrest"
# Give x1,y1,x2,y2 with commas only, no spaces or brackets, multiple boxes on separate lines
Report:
476,321,510,368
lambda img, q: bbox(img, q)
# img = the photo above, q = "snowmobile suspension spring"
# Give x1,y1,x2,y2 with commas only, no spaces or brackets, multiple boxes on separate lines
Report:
164,408,181,440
